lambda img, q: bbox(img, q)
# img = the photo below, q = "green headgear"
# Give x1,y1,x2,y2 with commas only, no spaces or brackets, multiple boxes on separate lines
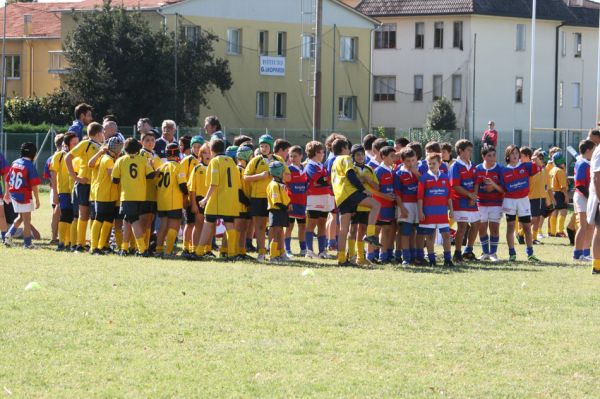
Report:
258,134,274,151
191,135,205,146
269,160,284,179
226,145,238,159
236,145,253,162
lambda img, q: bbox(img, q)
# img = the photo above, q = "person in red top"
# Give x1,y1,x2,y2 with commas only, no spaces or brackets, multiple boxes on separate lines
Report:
482,121,498,148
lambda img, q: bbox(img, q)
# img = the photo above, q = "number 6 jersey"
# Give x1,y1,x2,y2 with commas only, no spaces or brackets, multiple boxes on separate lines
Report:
111,154,151,202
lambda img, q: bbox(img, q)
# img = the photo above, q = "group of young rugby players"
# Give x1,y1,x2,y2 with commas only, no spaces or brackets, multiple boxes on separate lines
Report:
0,109,598,269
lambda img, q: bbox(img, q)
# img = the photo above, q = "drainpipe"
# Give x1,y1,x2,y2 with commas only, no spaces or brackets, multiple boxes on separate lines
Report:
554,22,565,137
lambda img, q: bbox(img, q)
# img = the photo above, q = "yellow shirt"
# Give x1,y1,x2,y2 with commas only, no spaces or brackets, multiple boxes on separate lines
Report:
141,149,162,202
528,167,547,199
188,162,209,198
89,155,102,201
180,154,199,181
332,155,359,205
112,154,151,202
94,154,119,203
205,155,240,217
267,179,290,210
49,150,73,194
550,166,567,192
238,164,251,213
354,164,377,212
69,139,101,181
156,160,187,211
244,154,289,198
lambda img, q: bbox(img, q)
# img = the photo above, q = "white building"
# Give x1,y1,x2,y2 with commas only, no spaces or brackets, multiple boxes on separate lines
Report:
347,0,600,147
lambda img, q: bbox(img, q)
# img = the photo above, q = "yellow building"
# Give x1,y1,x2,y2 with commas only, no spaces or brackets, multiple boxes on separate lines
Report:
58,0,377,135
0,2,74,98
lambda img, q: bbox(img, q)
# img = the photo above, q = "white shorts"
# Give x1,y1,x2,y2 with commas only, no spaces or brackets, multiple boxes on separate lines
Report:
478,206,503,223
12,201,34,214
306,194,334,212
502,197,531,217
397,202,418,224
49,188,54,205
419,223,450,231
453,210,481,223
574,192,587,214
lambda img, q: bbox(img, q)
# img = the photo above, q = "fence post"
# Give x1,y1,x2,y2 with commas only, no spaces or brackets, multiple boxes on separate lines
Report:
132,125,136,139
512,128,515,146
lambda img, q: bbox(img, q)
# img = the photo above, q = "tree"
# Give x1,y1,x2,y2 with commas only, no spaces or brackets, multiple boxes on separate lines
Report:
62,1,232,125
424,97,457,131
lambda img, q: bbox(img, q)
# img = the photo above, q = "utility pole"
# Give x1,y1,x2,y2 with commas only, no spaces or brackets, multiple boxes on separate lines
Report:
528,0,537,146
312,0,323,140
0,3,7,154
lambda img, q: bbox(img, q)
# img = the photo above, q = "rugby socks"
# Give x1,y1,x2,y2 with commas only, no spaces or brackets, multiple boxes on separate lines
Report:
356,240,365,262
23,236,32,247
284,237,292,253
317,236,327,253
114,228,123,249
410,248,417,261
557,214,566,233
269,240,278,259
366,224,376,237
402,248,412,263
593,259,600,273
583,248,591,257
77,219,88,246
490,236,499,255
7,225,17,236
0,231,5,241
480,235,490,255
526,246,534,257
509,247,517,257
379,249,389,263
416,248,425,262
463,246,474,255
144,229,151,249
299,241,306,251
549,214,557,236
573,249,583,260
337,250,347,264
90,220,102,251
444,251,451,262
226,230,237,257
163,228,176,254
347,239,356,259
70,220,78,247
394,249,402,262
305,232,314,252
135,235,147,253
58,222,70,246
99,222,112,249
387,249,394,260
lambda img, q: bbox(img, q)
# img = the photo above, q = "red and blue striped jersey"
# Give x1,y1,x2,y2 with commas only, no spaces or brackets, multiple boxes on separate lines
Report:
417,171,450,224
394,166,418,203
286,164,308,218
374,164,395,221
305,160,330,196
474,163,504,207
449,159,477,211
0,152,8,196
7,157,41,203
367,158,380,170
43,155,53,180
418,158,447,175
574,158,590,195
502,162,539,199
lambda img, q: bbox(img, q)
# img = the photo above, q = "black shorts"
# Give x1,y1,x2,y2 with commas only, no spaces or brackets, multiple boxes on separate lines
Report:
595,209,600,227
140,201,157,215
183,206,195,224
269,209,289,228
307,210,328,218
95,201,116,220
530,198,546,217
351,211,369,225
237,212,251,220
250,198,269,217
376,220,392,226
553,192,567,210
289,217,306,225
338,191,367,215
74,183,91,207
114,206,123,221
205,214,235,224
158,209,182,219
120,201,143,223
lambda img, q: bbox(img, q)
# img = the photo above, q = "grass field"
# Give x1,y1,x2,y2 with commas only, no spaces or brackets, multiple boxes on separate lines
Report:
2,193,600,398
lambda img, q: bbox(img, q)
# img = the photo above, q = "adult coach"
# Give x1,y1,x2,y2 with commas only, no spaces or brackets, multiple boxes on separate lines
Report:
482,121,498,148
154,120,177,161
69,103,93,140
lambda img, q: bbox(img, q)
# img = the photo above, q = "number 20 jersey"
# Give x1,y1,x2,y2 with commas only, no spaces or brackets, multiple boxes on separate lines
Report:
111,154,150,202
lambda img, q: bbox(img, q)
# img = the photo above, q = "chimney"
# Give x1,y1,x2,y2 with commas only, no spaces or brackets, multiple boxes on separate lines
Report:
24,14,31,36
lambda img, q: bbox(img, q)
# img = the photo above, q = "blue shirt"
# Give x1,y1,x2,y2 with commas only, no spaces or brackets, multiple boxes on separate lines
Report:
69,120,85,140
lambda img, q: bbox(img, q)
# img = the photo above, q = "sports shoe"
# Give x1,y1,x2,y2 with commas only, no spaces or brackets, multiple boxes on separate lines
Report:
305,250,318,259
338,260,353,267
257,253,266,262
538,233,548,239
363,235,382,247
462,252,476,261
412,258,425,266
24,244,37,250
56,243,66,252
246,244,257,252
285,251,294,259
443,260,455,267
49,239,59,245
516,234,525,245
489,253,500,262
532,239,542,245
299,249,307,256
428,259,436,267
318,251,332,259
3,236,12,247
478,253,490,261
592,268,600,275
556,232,567,238
508,254,517,262
91,248,104,256
401,260,411,266
280,252,291,261
528,254,541,263
72,245,85,253
453,253,464,263
204,251,216,258
270,256,283,264
582,255,593,262
118,249,129,256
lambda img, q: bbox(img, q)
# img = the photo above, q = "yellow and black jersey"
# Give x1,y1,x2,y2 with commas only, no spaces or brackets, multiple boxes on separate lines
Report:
267,180,290,210
94,154,119,202
140,148,162,202
332,155,359,205
156,160,187,211
244,154,289,198
49,150,73,194
112,154,152,202
188,162,208,198
205,155,240,217
69,139,101,181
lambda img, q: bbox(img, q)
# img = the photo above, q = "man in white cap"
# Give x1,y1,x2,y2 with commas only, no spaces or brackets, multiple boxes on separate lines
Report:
482,121,498,148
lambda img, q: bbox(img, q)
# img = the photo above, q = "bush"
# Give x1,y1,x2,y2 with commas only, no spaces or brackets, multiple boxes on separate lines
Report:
5,89,74,126
3,123,69,134
425,97,457,131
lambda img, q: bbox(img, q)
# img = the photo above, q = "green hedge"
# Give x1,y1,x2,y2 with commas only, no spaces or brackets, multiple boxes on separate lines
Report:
3,123,70,134
5,90,73,126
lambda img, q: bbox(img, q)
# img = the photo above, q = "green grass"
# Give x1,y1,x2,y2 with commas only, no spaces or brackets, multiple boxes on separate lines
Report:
1,193,600,398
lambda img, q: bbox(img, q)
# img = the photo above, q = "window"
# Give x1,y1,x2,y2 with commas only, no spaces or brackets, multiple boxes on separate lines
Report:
338,96,357,120
414,75,423,101
453,21,463,50
4,55,20,79
572,82,581,108
433,75,443,100
574,33,582,58
274,93,286,119
561,31,566,57
375,24,396,49
559,81,564,107
373,76,396,102
434,22,444,48
277,32,287,56
516,77,524,103
259,30,269,56
227,29,242,55
516,24,526,51
340,37,358,61
256,92,269,118
184,26,200,43
452,74,462,101
415,23,424,49
301,34,314,59
514,129,523,146
48,51,68,74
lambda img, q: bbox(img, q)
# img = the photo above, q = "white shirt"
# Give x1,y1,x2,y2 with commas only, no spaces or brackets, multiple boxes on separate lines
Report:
586,145,600,223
